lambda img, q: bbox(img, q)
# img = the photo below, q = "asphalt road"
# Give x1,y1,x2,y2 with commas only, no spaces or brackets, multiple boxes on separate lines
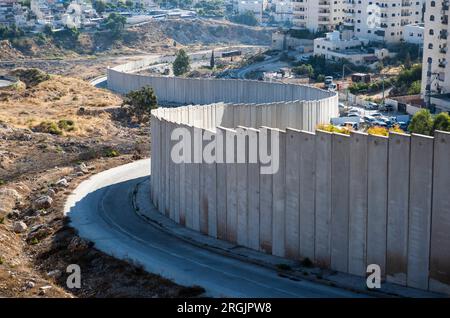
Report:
65,159,363,298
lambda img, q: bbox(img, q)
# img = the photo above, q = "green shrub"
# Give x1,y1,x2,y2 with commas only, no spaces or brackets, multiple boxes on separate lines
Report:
58,119,76,132
408,109,434,136
104,149,120,158
433,112,450,132
33,121,63,135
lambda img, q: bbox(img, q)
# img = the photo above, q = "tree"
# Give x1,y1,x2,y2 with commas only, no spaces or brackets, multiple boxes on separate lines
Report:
93,0,106,14
229,11,258,26
210,50,215,69
104,13,126,39
408,109,434,136
404,52,412,69
292,64,314,77
43,24,53,36
433,112,450,132
122,86,158,123
173,49,190,76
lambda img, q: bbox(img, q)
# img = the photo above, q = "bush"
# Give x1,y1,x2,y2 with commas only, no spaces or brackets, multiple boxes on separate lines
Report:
408,109,434,136
104,148,120,158
367,126,389,136
33,121,63,135
11,68,50,87
103,13,126,39
229,10,258,26
292,64,314,77
433,112,450,132
122,86,158,122
33,119,76,135
317,124,351,135
58,119,76,132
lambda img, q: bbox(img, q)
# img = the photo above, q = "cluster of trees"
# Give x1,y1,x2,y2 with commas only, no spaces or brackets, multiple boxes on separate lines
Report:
194,0,225,16
229,11,258,26
103,13,127,39
349,64,422,96
408,109,450,136
154,0,193,9
293,56,369,82
0,24,25,40
390,64,422,96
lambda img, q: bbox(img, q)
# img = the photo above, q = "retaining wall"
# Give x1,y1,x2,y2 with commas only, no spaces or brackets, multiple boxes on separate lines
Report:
151,104,450,295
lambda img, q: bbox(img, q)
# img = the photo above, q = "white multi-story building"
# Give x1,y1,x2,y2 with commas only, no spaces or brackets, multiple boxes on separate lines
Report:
292,0,347,32
237,0,268,22
404,23,424,44
272,0,293,23
349,0,425,43
421,0,450,112
313,30,391,65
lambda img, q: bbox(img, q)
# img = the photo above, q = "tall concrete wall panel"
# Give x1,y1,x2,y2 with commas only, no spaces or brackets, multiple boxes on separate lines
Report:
246,128,261,251
429,131,450,294
330,134,350,273
236,128,249,246
387,133,411,286
216,128,228,240
285,129,301,260
259,128,273,254
272,129,286,258
298,131,316,261
407,134,433,290
314,130,332,268
348,132,368,276
367,135,388,278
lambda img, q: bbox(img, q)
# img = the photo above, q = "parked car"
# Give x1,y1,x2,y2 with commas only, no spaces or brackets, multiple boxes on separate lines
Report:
324,76,334,86
371,120,388,127
398,121,409,130
363,115,376,123
366,102,379,110
371,112,383,118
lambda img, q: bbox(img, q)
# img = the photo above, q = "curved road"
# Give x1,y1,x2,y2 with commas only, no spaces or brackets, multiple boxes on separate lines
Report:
64,159,362,298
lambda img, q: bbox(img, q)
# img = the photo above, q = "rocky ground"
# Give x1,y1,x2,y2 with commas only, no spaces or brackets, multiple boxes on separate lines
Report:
0,69,204,298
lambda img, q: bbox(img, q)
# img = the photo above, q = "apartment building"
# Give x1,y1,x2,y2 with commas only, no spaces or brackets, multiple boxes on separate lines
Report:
421,0,450,112
237,0,269,22
292,0,347,32
272,0,294,23
350,0,425,43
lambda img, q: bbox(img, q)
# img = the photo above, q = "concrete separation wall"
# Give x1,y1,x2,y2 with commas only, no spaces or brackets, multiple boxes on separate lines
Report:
151,103,450,295
110,56,450,295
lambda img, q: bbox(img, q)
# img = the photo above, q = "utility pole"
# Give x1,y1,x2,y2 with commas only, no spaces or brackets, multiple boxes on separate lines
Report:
382,74,385,108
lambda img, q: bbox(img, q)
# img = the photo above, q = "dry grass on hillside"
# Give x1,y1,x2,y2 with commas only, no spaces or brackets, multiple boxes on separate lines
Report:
0,75,122,138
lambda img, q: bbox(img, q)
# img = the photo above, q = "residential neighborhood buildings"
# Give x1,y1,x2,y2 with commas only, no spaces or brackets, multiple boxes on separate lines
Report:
421,0,450,112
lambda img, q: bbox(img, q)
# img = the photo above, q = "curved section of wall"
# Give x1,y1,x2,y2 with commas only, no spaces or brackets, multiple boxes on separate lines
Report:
108,57,450,295
107,70,338,131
